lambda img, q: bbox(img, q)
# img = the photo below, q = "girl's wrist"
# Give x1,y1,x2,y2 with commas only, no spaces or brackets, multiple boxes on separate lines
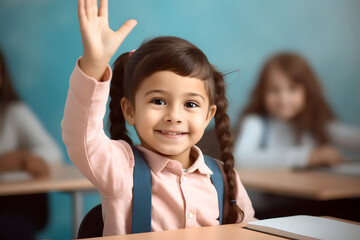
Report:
79,57,110,82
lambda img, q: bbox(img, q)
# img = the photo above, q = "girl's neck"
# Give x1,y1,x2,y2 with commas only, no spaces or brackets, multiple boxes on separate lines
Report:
180,148,197,169
165,148,196,169
140,143,196,169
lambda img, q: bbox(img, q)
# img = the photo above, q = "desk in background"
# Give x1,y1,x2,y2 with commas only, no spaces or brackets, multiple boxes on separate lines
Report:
0,164,96,237
237,167,360,221
236,167,360,200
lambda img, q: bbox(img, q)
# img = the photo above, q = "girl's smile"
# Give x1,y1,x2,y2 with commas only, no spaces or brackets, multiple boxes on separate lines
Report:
122,70,216,167
156,130,189,138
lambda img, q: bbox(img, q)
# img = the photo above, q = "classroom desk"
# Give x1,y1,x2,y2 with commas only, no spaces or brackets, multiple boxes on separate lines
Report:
0,163,96,237
81,223,286,240
236,167,360,200
82,216,360,240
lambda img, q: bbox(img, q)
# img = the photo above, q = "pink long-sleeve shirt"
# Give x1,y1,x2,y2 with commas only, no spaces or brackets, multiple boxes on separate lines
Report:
61,60,255,236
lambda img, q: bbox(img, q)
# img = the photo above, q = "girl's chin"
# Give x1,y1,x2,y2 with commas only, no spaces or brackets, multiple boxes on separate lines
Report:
141,144,185,157
274,113,297,122
155,149,186,158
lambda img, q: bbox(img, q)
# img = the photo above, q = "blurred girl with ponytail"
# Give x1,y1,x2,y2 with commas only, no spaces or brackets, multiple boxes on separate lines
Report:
62,0,254,236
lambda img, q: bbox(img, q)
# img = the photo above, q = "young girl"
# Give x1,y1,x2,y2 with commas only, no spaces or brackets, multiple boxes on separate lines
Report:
62,0,254,236
234,52,360,168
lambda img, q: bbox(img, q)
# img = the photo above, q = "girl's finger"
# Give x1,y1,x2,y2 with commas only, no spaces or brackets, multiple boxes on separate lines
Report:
84,0,97,19
78,0,86,21
98,0,108,17
84,0,90,17
115,19,137,42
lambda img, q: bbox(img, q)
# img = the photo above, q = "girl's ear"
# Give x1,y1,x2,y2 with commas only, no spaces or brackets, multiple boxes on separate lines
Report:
205,104,217,126
121,97,135,126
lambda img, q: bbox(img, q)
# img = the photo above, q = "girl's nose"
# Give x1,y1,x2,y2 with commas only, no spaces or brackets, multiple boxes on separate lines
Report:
164,105,182,124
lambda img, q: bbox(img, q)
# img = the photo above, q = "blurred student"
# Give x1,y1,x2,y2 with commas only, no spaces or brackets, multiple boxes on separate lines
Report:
234,52,360,168
0,49,62,240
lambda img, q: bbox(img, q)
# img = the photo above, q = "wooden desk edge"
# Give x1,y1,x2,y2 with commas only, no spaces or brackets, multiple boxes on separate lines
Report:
237,168,360,200
80,223,286,240
0,164,95,196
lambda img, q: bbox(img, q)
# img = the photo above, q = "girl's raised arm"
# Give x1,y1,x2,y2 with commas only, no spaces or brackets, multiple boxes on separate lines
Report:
78,0,137,81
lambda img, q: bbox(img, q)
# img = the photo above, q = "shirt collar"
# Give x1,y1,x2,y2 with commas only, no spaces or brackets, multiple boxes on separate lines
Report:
135,145,213,176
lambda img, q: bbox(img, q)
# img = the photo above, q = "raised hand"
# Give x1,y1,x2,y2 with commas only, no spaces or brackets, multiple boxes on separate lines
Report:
78,0,137,81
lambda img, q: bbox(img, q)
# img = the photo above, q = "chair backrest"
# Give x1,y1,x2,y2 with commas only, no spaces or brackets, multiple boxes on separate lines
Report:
77,204,103,239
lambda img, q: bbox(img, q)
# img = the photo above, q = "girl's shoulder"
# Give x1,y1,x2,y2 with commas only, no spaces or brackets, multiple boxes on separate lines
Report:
241,114,266,129
4,101,28,116
243,114,264,122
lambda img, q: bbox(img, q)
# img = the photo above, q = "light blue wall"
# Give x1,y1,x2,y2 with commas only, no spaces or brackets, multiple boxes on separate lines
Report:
1,0,359,239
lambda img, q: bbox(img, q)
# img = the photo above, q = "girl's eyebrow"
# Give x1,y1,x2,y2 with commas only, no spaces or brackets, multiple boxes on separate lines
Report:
144,89,205,101
186,93,205,101
144,89,166,97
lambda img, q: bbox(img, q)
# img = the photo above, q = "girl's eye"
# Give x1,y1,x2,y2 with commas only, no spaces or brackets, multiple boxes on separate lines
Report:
151,99,166,105
184,101,199,108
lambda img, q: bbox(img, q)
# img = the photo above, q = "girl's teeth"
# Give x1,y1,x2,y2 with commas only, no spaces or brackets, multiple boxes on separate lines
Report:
162,131,181,135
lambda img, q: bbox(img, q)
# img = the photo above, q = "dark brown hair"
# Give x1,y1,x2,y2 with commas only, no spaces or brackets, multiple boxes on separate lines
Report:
109,36,244,223
236,52,335,145
0,50,20,114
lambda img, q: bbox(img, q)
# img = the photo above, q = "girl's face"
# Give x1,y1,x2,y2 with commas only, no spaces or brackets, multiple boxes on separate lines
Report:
264,68,306,121
122,71,216,164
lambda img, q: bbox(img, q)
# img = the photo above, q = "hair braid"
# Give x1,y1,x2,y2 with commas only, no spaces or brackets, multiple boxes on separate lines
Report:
212,68,244,224
109,52,133,144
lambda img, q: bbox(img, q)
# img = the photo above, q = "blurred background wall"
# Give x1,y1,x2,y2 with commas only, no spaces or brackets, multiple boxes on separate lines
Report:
0,0,359,239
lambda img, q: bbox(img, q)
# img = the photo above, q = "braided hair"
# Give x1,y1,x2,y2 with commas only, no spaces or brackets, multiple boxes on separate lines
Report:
109,36,244,223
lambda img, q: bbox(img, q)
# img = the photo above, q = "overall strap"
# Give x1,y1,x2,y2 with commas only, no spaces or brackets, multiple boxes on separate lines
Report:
203,155,224,225
131,146,152,234
260,117,269,149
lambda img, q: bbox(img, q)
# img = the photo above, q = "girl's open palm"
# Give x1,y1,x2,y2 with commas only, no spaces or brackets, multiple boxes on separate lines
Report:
78,0,137,80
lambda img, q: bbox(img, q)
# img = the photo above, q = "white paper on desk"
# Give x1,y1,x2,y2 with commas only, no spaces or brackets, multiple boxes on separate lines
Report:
246,215,360,240
317,161,360,176
0,171,32,182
